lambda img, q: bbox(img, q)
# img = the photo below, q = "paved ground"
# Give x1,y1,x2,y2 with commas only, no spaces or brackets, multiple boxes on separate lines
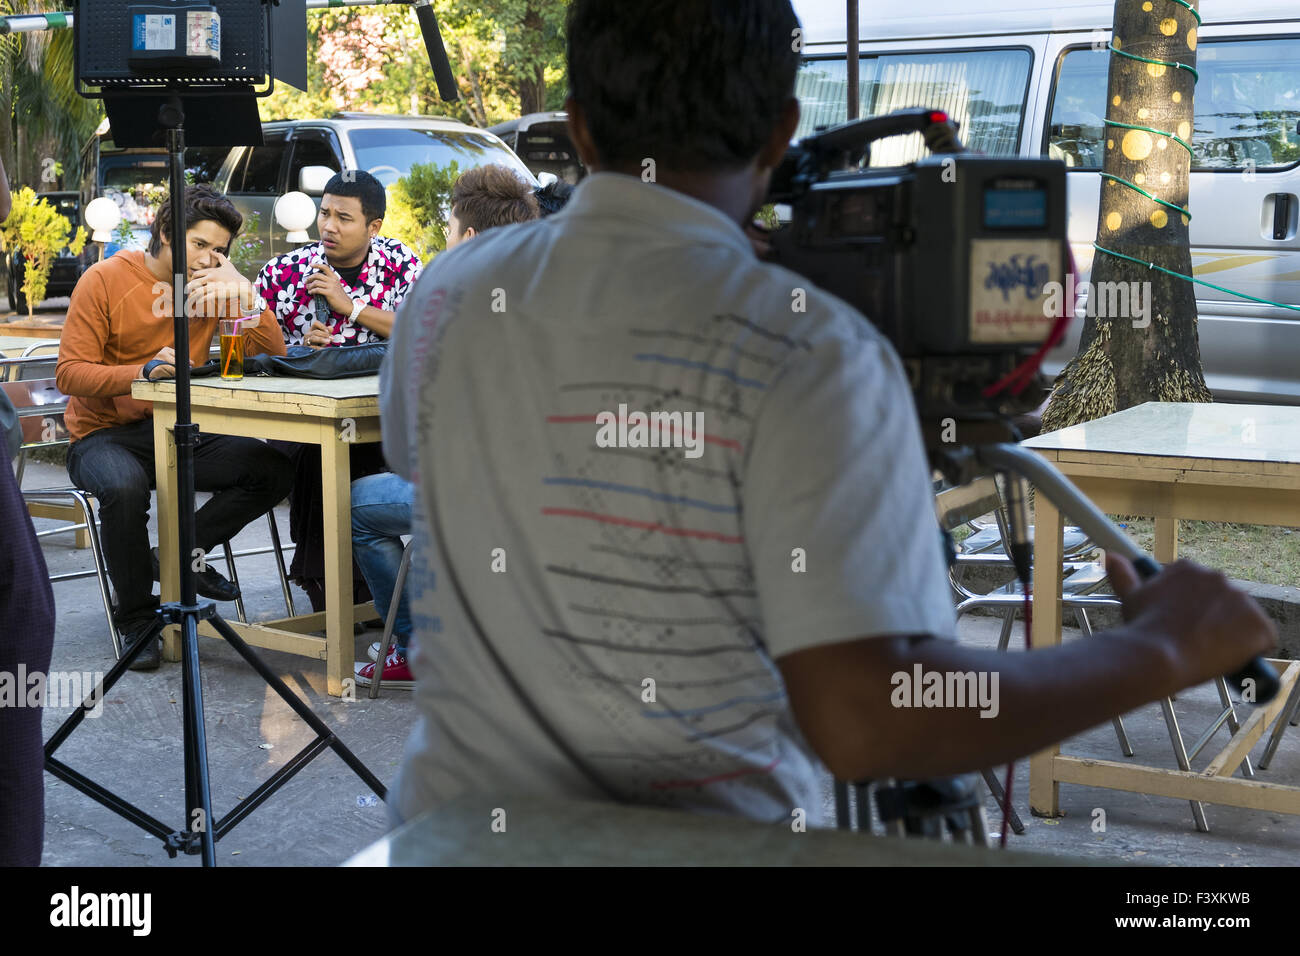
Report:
20,459,1300,866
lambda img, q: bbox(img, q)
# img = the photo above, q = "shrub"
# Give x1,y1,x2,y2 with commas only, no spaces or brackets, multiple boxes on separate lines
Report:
383,160,461,263
0,188,88,318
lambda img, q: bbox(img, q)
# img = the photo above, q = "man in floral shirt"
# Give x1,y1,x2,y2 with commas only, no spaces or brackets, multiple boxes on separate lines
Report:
255,170,422,610
255,170,422,348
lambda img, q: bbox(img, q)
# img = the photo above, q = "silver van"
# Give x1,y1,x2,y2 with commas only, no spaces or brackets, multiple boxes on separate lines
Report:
792,0,1300,404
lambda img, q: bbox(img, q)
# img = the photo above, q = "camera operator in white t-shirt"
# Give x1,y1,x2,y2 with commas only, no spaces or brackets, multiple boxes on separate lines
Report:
381,0,1275,826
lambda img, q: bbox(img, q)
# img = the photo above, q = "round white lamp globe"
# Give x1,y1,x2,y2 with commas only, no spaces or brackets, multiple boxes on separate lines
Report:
274,191,317,244
84,196,122,242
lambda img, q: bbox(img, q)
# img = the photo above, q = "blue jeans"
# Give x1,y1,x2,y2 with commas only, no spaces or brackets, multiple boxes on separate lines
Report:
350,472,413,651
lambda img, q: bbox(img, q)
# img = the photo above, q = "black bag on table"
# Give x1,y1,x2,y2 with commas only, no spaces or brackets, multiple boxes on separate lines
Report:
192,342,387,380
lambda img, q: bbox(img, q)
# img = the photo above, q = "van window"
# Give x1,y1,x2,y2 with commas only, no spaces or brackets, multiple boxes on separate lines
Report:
231,134,287,194
1048,38,1300,171
795,49,1033,164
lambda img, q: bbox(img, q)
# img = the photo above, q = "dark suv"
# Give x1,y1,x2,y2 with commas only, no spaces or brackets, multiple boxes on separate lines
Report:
488,112,586,185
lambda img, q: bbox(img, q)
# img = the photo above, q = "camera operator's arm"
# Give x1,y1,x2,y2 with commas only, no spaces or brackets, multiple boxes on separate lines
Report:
779,555,1274,781
745,322,1274,783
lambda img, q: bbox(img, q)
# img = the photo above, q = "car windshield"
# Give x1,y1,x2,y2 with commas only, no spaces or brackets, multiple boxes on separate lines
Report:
346,127,535,187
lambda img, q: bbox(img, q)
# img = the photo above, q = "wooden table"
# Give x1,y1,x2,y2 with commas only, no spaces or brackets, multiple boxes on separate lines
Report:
343,794,1085,866
1023,402,1300,820
132,374,383,696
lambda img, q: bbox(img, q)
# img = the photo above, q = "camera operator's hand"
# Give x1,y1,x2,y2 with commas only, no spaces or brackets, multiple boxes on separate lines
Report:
1105,554,1275,688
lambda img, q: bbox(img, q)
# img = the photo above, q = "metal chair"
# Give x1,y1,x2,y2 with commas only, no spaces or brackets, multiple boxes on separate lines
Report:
937,475,1258,833
5,365,298,658
4,374,120,652
368,537,413,698
833,775,990,845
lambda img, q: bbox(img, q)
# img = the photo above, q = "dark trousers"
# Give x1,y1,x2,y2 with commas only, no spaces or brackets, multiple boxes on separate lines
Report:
67,418,295,624
269,439,386,612
0,455,56,866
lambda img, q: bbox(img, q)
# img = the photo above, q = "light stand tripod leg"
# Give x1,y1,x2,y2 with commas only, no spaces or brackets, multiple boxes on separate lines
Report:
178,610,216,864
45,617,177,843
208,614,387,800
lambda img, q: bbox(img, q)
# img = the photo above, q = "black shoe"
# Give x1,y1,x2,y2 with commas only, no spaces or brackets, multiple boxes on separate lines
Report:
151,547,241,602
119,618,161,671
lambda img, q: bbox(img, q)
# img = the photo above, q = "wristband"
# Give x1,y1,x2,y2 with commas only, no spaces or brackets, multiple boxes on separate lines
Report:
141,358,171,380
347,298,366,325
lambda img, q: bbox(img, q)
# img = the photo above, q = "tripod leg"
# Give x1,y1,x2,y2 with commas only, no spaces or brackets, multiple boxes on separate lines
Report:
833,779,851,830
981,767,1024,835
180,612,217,866
46,617,167,757
208,614,387,800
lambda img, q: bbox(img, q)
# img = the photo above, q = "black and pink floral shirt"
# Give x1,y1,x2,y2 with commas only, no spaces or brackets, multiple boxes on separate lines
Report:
255,237,423,347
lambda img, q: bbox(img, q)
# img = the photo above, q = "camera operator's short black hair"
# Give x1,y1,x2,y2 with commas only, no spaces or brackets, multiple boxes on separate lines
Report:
324,170,386,223
148,184,243,256
566,0,801,171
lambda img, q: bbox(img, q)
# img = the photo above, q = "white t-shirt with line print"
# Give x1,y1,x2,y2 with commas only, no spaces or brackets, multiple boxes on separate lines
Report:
380,172,957,828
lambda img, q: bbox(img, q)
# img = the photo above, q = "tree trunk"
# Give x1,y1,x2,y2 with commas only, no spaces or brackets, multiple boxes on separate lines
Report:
516,4,545,116
0,57,13,198
462,51,489,128
1042,0,1210,432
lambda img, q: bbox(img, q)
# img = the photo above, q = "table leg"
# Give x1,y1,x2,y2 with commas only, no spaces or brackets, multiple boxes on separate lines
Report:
1029,491,1064,817
320,421,354,697
154,409,181,662
1154,516,1179,565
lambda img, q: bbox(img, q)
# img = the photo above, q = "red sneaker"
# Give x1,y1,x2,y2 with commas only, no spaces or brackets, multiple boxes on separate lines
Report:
355,650,414,690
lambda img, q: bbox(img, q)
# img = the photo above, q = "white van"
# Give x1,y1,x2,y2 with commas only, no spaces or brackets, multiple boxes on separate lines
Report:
791,1,1300,404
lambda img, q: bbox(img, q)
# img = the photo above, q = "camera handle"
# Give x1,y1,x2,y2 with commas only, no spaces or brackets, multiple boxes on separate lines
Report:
974,442,1280,704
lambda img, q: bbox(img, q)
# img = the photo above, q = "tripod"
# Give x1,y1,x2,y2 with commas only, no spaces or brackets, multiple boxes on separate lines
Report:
44,98,385,866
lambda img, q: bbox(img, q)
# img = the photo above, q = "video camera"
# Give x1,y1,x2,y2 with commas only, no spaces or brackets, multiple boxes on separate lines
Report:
767,108,1068,453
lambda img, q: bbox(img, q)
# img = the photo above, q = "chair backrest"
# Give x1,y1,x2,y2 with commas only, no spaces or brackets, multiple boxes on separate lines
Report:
0,351,58,383
0,377,71,451
933,476,1001,533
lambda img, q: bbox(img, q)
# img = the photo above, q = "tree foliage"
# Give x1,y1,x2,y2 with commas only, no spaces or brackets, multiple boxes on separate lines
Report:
383,161,463,262
0,6,102,189
0,186,87,317
260,1,570,127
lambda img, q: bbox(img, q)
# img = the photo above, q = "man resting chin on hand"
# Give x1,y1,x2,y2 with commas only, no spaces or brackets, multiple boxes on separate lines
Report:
56,184,294,670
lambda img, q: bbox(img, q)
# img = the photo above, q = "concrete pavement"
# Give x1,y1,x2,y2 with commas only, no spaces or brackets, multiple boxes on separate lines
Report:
19,459,1300,866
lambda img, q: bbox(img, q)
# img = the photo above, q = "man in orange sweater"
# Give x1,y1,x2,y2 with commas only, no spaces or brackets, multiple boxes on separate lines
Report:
57,184,293,670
